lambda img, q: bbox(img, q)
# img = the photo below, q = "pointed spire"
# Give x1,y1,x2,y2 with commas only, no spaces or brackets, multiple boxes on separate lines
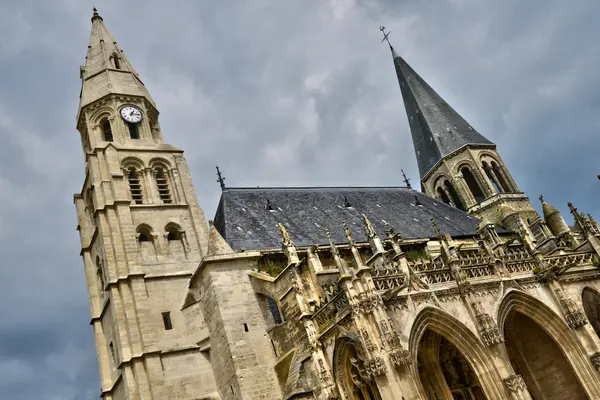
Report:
78,9,155,119
386,41,495,179
326,229,351,277
278,223,293,247
362,214,385,255
207,221,233,256
342,222,354,245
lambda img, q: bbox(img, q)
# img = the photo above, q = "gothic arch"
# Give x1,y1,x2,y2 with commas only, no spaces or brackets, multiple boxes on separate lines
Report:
136,224,155,242
497,289,600,397
332,331,382,400
408,306,505,399
582,287,600,339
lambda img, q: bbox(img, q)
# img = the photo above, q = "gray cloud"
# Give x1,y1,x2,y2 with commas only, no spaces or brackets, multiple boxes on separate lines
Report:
0,0,597,398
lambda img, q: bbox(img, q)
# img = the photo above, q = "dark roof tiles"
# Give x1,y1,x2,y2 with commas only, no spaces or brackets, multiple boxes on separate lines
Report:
213,187,480,251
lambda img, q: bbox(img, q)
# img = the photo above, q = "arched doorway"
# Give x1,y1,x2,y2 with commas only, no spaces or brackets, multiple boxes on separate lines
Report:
417,330,486,399
582,287,600,338
333,335,382,400
504,310,586,399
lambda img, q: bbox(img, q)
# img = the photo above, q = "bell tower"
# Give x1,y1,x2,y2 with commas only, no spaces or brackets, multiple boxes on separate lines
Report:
74,9,214,399
383,31,537,231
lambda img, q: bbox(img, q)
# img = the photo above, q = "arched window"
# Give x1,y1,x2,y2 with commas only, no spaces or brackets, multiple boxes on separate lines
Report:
437,187,451,205
155,167,172,204
128,122,139,139
444,180,465,211
101,118,113,142
165,224,185,259
127,167,143,204
461,167,485,202
166,228,181,241
137,225,157,261
100,118,113,142
110,53,121,70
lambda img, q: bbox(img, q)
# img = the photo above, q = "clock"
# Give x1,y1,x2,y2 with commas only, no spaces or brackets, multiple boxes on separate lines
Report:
120,106,143,124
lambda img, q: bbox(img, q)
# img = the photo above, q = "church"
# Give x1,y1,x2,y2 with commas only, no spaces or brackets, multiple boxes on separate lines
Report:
74,9,600,400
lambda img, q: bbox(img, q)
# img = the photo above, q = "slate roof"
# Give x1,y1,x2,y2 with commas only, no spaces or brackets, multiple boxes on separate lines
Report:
213,187,481,251
391,47,495,179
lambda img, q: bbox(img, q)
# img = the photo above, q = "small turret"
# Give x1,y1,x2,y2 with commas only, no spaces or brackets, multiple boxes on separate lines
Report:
207,221,234,256
539,195,570,236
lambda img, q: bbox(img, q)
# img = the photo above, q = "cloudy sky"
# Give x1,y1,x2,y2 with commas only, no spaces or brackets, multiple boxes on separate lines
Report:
0,0,598,398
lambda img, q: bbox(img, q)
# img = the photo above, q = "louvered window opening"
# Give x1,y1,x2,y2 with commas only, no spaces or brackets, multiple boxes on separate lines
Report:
128,168,143,204
155,168,172,204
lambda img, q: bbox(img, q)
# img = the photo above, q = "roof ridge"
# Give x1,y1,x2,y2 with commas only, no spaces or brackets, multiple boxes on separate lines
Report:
223,186,412,191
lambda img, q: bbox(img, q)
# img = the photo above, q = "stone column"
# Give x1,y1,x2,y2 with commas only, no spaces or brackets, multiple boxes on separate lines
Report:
498,165,519,192
484,164,504,193
472,165,494,197
453,176,476,208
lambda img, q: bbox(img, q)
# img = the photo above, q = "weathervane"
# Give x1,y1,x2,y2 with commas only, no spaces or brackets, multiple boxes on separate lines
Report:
216,166,226,191
379,26,392,47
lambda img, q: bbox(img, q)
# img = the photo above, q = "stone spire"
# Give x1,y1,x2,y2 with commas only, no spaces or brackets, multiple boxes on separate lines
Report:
78,8,156,120
386,43,495,180
207,221,233,256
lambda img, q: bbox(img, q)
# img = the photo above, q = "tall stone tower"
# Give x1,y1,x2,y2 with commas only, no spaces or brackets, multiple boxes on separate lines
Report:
73,9,214,399
388,44,538,232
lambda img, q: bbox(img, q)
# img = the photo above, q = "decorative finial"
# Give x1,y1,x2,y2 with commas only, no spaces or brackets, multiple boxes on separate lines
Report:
538,194,544,203
431,218,442,238
362,214,377,238
401,169,412,189
325,229,339,255
216,166,226,191
278,223,293,246
379,26,392,48
342,222,354,244
384,222,396,239
91,7,103,22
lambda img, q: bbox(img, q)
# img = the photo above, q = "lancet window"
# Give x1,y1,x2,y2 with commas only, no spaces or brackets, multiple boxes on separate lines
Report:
154,167,172,204
110,53,121,70
127,167,143,204
128,122,139,139
101,118,113,142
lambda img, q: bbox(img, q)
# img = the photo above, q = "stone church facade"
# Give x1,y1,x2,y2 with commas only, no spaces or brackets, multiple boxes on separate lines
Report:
74,10,600,400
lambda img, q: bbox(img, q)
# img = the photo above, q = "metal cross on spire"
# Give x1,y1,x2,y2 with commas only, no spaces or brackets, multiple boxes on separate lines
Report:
401,169,412,189
379,26,392,48
216,166,226,191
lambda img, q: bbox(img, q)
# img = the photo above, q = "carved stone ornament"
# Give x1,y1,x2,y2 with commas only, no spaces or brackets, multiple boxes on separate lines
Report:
361,327,378,354
504,375,527,393
473,302,503,346
364,356,387,378
590,352,600,369
389,348,412,368
557,290,588,329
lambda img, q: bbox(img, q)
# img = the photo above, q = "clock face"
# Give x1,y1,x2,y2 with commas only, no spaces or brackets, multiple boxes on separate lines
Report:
120,106,143,124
